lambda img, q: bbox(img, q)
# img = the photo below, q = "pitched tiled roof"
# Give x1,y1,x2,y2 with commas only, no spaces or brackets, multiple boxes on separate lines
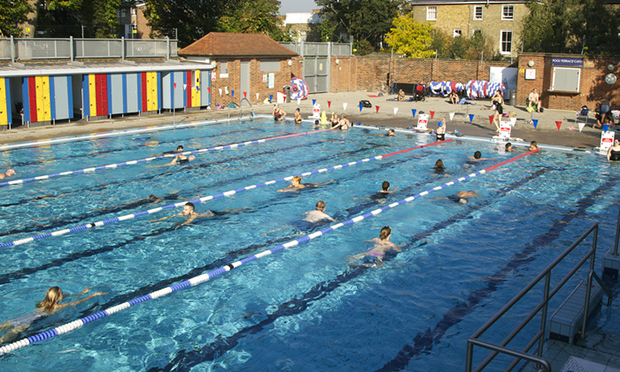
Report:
179,32,297,58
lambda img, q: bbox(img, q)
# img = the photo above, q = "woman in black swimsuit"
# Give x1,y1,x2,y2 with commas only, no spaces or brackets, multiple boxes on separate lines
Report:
607,139,620,161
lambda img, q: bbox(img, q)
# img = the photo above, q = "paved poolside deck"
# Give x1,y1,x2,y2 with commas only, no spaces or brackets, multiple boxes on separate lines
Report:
0,91,612,150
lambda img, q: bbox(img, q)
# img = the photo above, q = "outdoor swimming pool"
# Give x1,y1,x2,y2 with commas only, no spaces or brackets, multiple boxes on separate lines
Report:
0,117,618,371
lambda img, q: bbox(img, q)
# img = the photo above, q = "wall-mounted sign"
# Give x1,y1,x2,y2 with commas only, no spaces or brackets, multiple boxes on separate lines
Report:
551,57,583,67
525,69,536,80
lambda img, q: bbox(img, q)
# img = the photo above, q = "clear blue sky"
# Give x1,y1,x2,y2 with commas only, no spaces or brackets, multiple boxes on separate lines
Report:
279,0,318,14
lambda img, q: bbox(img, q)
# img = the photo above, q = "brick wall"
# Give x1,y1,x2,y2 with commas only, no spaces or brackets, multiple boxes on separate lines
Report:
350,55,511,93
210,57,303,107
517,52,620,111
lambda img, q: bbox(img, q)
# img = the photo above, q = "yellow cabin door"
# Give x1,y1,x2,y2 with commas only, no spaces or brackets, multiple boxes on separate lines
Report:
0,78,7,126
35,76,51,121
147,72,158,111
192,71,201,107
88,74,97,117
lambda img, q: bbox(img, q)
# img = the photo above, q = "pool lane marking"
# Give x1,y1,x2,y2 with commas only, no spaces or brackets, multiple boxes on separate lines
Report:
0,147,536,356
0,139,453,249
0,127,336,188
150,168,553,370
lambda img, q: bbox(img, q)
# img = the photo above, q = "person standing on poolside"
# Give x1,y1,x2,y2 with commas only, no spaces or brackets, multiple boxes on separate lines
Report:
303,201,335,223
0,168,15,180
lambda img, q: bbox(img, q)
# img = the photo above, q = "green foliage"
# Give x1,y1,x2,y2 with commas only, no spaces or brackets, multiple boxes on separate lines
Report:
316,0,404,53
218,0,290,41
35,0,122,38
430,28,496,60
522,0,620,55
384,13,434,58
0,0,34,37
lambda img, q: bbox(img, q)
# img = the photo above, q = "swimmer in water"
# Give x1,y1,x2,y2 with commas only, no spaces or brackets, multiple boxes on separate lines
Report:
294,108,302,124
434,190,479,204
150,202,214,226
347,226,401,268
527,141,539,151
303,201,335,223
505,142,513,152
167,154,196,165
465,151,495,161
0,286,107,343
436,121,446,141
0,168,16,180
377,181,397,195
431,159,446,173
387,129,396,136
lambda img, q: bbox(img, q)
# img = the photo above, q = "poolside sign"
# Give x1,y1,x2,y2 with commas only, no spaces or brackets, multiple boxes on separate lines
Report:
417,114,429,130
312,104,321,119
499,121,512,139
600,130,615,152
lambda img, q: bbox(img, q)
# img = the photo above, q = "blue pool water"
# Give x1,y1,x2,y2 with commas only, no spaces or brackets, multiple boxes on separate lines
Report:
0,117,618,371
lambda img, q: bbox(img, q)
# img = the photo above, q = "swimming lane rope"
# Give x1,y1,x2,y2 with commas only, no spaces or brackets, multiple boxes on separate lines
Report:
0,139,453,249
0,128,334,188
0,148,539,355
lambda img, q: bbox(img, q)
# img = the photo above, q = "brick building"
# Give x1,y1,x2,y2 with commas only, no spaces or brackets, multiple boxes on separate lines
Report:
409,0,528,58
517,52,620,112
179,33,302,108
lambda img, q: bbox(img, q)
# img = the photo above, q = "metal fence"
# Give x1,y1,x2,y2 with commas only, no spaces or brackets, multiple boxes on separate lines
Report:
280,42,352,57
0,37,178,61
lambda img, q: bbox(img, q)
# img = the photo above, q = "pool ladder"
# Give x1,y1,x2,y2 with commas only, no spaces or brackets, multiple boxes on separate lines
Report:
227,98,255,120
465,222,614,372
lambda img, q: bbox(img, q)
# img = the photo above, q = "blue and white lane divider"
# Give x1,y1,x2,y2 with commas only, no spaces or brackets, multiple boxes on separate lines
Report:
0,148,539,356
0,127,334,188
0,139,453,249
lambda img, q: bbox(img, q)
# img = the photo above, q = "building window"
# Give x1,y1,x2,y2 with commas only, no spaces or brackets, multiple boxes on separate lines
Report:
474,6,483,20
551,67,581,92
500,30,512,54
502,5,514,20
473,29,482,37
131,8,136,16
453,29,462,37
426,7,437,21
220,61,228,74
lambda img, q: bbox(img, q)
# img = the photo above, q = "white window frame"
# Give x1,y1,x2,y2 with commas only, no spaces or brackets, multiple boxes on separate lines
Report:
502,5,514,20
551,67,581,93
426,6,437,21
453,29,463,37
474,6,483,20
500,30,513,54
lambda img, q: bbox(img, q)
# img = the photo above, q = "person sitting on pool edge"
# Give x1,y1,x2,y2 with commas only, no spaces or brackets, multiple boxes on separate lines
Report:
0,286,107,343
434,190,479,204
303,201,336,223
347,226,401,268
0,168,16,180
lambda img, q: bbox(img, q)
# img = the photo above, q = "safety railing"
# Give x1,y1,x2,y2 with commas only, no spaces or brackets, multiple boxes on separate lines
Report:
238,97,254,119
0,36,177,62
466,223,614,372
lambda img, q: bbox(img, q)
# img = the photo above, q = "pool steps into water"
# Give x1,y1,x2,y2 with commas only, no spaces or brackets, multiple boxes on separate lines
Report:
0,148,539,356
466,223,615,372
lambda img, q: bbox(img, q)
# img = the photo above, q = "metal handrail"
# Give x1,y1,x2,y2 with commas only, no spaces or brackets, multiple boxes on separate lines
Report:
238,97,254,119
466,223,613,372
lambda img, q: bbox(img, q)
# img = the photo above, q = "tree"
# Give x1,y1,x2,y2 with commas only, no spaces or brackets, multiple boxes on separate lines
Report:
521,0,620,55
0,0,34,37
218,0,290,41
144,0,242,47
384,13,434,58
35,0,121,38
316,0,404,54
